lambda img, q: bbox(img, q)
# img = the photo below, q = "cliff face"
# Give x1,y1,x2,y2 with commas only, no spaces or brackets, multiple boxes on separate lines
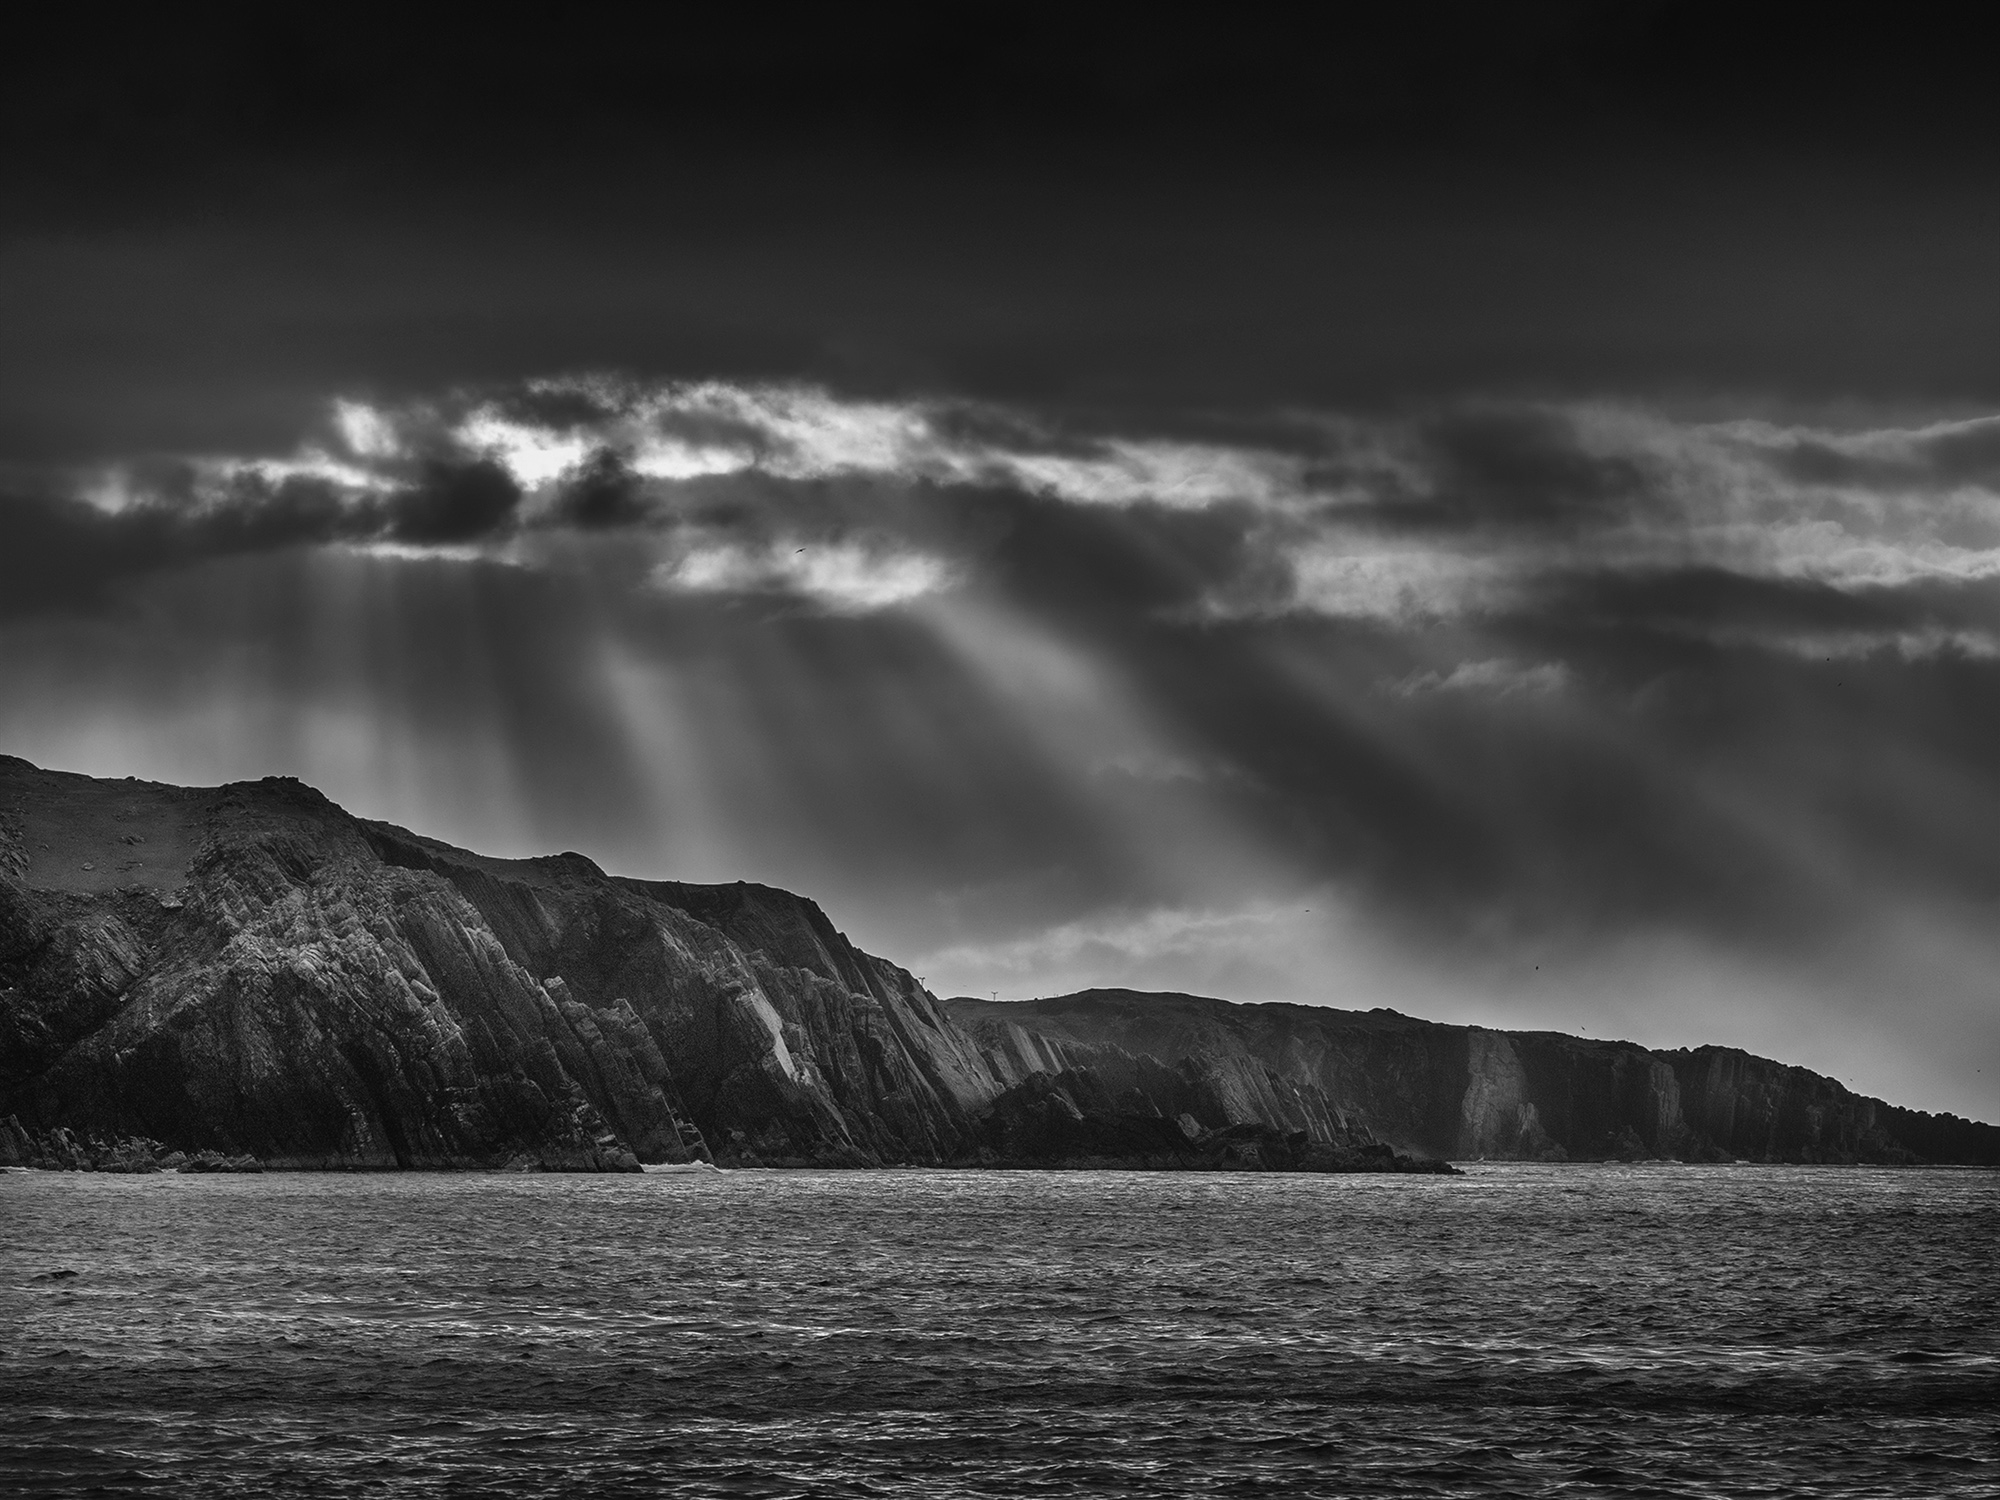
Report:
947,991,2000,1166
5,758,1995,1171
0,758,1000,1170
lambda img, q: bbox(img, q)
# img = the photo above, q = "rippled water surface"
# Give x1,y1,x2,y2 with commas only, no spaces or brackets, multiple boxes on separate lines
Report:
3,1165,1997,1496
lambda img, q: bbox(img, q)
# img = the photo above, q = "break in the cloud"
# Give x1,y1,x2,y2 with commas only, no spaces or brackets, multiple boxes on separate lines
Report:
653,540,953,613
20,380,2000,652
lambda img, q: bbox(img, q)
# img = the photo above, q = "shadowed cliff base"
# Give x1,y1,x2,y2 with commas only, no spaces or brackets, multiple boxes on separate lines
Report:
2,756,1993,1174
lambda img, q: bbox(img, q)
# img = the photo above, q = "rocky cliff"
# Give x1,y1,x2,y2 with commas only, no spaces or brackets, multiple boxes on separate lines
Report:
4,758,1994,1171
0,757,999,1171
946,990,2000,1166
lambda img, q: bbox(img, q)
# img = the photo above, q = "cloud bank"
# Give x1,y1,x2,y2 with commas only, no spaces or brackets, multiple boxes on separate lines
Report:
18,380,2000,648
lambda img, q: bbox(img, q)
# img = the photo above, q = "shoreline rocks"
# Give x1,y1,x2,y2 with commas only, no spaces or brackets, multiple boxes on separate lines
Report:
0,1118,181,1172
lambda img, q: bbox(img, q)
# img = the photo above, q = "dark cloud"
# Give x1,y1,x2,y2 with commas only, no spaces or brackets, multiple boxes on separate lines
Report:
481,386,624,431
1766,441,1896,489
0,478,352,618
1416,408,1652,526
648,409,783,461
0,492,169,617
381,459,521,544
1504,568,2000,660
551,450,653,529
198,474,353,554
1763,419,2000,493
1305,407,1662,536
1922,420,2000,484
0,457,527,618
1530,567,2000,641
984,494,1273,618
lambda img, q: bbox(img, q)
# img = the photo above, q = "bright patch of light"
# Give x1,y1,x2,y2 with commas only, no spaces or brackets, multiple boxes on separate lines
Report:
656,384,935,477
1287,543,1512,621
627,435,756,480
1000,441,1303,509
456,410,592,487
341,540,523,566
1713,626,2000,661
77,469,141,514
334,400,400,459
655,541,952,610
219,452,389,491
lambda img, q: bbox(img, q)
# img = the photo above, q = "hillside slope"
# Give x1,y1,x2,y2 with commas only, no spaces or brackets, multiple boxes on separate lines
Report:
5,758,1994,1170
0,757,997,1169
947,990,2000,1165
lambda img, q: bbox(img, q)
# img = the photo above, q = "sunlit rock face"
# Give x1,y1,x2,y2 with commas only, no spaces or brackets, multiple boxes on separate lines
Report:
0,756,1001,1169
4,757,1997,1171
947,991,2000,1166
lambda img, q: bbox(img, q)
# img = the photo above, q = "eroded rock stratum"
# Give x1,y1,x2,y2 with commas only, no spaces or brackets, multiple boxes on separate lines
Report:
2,757,1994,1171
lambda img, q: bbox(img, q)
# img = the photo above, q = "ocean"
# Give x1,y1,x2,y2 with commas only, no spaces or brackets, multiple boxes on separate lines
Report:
3,1164,1996,1496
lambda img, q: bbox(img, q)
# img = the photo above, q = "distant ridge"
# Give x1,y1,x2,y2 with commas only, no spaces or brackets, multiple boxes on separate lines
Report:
949,989,2000,1167
2,756,1994,1172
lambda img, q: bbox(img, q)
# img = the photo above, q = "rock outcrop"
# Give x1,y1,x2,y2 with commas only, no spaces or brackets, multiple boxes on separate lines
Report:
946,990,2000,1166
5,758,1995,1171
0,757,997,1171
960,1066,1453,1172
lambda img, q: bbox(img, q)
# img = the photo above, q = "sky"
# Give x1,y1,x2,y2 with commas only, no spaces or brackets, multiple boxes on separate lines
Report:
4,6,1999,1119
